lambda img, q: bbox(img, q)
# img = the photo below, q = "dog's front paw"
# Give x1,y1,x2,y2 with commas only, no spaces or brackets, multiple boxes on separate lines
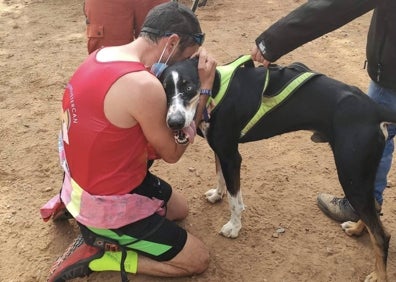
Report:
220,220,241,238
204,188,223,203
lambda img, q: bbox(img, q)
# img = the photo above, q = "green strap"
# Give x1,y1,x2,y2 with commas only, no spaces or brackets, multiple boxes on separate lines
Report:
208,55,253,108
240,71,317,138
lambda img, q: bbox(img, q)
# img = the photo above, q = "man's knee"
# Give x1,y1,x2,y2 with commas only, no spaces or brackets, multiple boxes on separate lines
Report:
185,237,210,274
166,191,189,221
194,248,210,274
172,234,210,275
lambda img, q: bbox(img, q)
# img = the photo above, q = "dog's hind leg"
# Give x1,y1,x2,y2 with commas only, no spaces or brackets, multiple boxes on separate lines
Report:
365,224,390,282
340,186,390,282
355,196,389,282
205,154,227,203
341,220,366,236
341,217,390,281
345,214,390,282
333,127,390,282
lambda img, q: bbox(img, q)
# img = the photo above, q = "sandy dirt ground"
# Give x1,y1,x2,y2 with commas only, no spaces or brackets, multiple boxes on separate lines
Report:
1,0,396,281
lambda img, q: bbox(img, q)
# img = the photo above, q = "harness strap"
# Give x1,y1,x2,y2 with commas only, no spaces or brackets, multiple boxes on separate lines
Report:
208,55,254,111
240,71,318,137
120,250,129,282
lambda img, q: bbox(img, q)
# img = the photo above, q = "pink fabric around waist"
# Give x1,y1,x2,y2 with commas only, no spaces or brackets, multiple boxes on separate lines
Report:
60,172,165,229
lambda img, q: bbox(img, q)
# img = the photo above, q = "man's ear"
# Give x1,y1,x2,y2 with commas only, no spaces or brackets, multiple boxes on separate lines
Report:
167,33,180,49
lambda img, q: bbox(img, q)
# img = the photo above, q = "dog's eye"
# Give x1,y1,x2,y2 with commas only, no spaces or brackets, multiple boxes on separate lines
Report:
181,80,193,91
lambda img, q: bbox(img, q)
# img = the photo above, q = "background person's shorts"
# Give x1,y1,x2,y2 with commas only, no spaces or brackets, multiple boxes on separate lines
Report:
84,0,169,54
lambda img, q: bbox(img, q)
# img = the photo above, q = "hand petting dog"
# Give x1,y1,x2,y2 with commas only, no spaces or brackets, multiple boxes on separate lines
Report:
193,48,217,127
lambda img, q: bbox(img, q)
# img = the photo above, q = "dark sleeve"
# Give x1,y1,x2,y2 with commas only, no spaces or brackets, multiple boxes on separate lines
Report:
256,0,377,62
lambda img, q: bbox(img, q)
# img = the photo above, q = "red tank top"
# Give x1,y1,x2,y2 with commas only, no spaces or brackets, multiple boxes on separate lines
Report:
62,51,150,196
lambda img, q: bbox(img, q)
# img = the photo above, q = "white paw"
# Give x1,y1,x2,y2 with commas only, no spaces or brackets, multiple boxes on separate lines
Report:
340,221,362,236
340,221,354,231
204,188,223,203
220,220,241,238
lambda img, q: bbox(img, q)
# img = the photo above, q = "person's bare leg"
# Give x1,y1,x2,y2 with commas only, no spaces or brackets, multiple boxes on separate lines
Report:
131,188,208,277
165,189,189,221
136,232,209,277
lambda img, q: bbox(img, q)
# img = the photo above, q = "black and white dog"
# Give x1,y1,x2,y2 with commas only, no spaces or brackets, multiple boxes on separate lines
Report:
159,56,393,281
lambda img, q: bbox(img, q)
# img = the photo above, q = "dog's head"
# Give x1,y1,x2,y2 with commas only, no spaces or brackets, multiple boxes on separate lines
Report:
159,57,200,143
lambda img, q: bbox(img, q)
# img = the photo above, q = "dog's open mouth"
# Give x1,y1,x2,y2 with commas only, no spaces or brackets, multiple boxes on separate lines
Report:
173,130,189,145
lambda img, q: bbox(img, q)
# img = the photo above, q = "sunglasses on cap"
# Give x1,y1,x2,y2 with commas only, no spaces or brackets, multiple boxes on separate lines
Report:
141,27,205,46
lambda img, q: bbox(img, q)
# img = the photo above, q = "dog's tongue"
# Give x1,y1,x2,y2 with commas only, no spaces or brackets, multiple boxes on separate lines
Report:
182,122,196,144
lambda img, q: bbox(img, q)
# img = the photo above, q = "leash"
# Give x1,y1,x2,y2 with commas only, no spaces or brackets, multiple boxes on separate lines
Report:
172,0,201,13
191,0,200,12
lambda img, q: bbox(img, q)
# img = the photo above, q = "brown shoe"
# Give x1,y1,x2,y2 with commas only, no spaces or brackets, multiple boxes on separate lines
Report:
48,234,104,282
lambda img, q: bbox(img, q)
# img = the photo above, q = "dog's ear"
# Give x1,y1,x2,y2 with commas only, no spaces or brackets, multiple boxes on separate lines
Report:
190,57,200,88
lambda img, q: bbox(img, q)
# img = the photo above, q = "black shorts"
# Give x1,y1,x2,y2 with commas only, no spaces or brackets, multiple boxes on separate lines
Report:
81,171,188,261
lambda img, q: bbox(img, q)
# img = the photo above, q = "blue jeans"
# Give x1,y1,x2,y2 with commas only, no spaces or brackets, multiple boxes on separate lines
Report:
367,81,396,205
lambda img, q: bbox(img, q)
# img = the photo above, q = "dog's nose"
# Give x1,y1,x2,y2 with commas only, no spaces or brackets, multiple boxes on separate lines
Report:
167,112,186,130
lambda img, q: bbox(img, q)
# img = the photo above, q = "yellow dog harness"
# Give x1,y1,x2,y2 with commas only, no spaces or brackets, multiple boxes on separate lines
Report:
207,55,317,138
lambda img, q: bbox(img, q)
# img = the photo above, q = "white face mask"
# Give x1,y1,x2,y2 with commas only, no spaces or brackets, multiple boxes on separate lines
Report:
150,39,180,77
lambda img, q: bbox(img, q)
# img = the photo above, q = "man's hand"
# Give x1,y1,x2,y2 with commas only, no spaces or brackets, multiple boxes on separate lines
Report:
195,47,217,90
251,45,271,67
192,48,217,126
